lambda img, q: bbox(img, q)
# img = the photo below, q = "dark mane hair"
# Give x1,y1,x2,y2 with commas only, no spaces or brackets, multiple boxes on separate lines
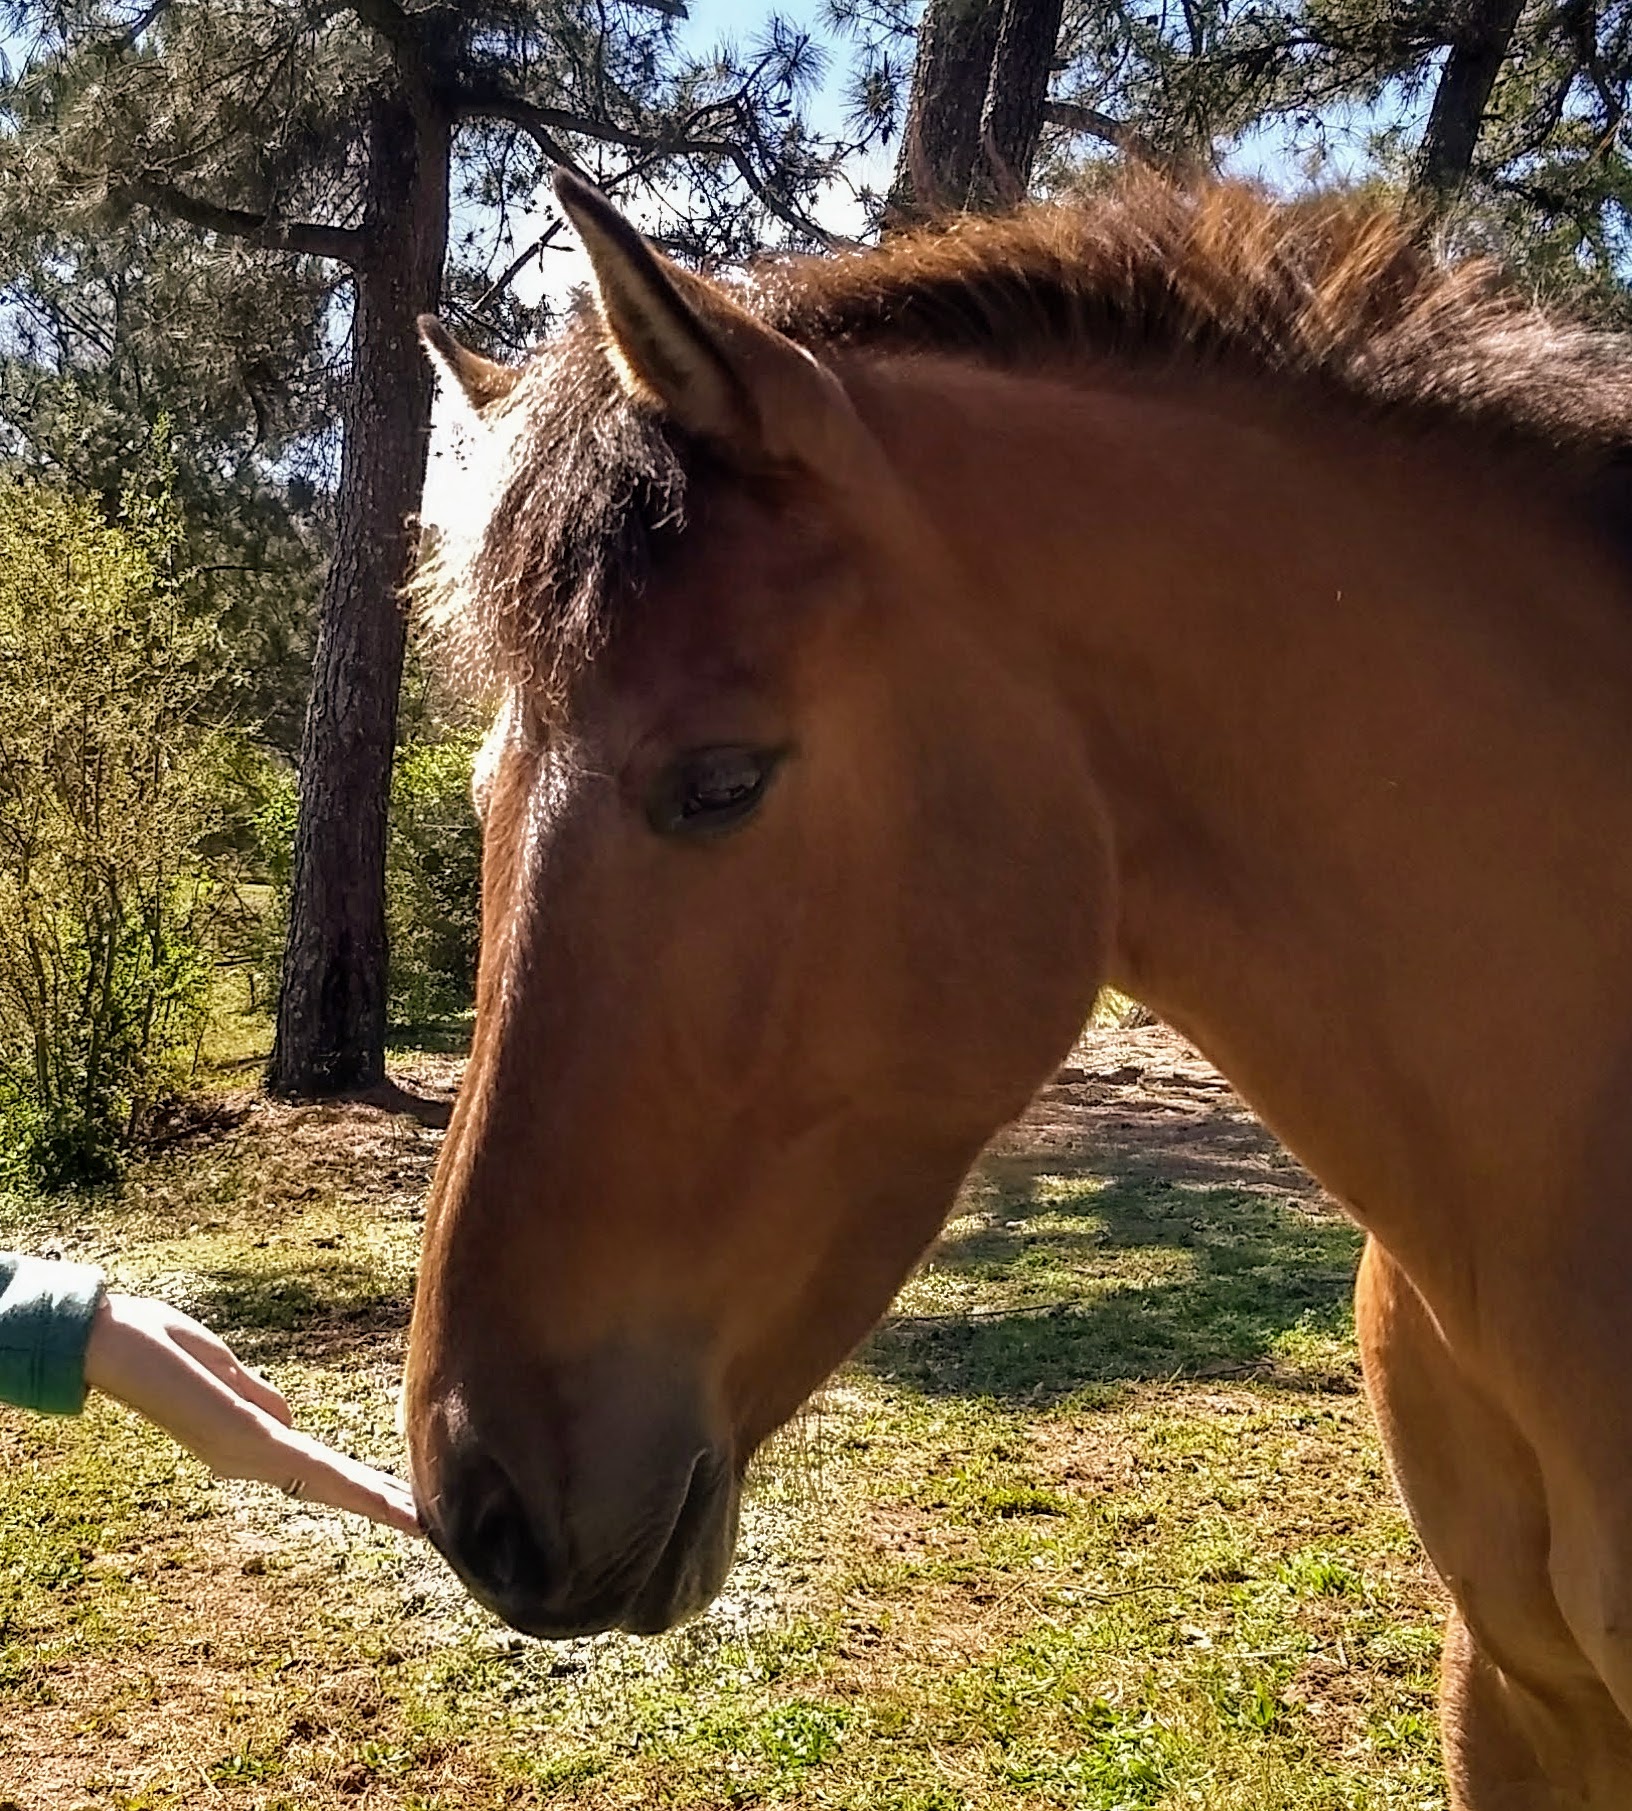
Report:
421,173,1632,709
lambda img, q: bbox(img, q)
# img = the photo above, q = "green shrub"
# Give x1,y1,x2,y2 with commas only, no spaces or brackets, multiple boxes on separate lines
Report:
385,728,482,1024
250,727,481,1030
233,744,299,1014
0,452,235,1188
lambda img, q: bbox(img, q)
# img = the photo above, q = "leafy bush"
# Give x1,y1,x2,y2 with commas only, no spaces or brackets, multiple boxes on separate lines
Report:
0,452,236,1187
231,744,298,1013
385,728,482,1024
250,725,482,1030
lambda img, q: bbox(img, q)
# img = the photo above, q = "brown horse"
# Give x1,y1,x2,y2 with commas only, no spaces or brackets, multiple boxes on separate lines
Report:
405,169,1632,1806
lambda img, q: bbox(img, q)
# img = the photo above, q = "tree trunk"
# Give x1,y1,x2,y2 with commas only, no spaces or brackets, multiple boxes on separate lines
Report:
889,0,1002,221
1411,0,1527,206
267,93,450,1096
969,0,1068,207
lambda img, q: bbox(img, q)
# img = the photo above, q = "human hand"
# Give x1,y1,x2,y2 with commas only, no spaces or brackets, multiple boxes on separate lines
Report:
84,1292,420,1536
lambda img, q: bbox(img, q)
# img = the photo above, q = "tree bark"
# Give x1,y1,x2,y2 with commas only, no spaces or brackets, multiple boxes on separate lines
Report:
1411,0,1527,206
267,92,450,1096
888,0,1003,221
969,0,1068,207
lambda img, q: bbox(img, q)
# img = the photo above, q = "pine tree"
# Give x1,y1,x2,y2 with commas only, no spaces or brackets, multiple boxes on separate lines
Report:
874,0,1631,308
886,0,1068,215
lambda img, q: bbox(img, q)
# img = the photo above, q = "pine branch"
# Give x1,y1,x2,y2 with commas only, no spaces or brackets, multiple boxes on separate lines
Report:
125,177,364,265
453,85,853,249
473,215,571,312
452,86,678,156
1042,99,1153,159
102,0,172,54
722,112,859,249
455,91,589,173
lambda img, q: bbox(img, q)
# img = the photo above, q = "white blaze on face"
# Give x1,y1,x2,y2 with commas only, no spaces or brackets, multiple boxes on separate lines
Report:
472,691,520,824
474,700,582,1022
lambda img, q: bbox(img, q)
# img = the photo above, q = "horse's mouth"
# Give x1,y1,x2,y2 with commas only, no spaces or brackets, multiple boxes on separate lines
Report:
616,1453,741,1636
429,1452,741,1642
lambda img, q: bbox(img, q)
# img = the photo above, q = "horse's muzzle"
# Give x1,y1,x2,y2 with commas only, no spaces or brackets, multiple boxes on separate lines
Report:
410,1347,739,1639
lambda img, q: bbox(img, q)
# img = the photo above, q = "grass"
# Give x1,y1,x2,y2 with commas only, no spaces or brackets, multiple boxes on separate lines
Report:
0,1025,1447,1808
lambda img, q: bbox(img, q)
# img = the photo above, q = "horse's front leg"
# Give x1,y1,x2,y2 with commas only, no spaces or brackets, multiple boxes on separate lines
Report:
1439,1608,1598,1810
1356,1238,1632,1807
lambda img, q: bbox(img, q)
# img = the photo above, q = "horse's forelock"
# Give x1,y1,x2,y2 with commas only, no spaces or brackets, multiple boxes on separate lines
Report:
415,318,692,722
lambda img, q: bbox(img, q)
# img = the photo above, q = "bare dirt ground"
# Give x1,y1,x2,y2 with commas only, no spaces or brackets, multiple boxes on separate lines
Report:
1029,1022,1323,1201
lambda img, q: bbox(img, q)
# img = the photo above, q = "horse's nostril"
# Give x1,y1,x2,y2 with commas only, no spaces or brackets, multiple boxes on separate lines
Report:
446,1455,556,1605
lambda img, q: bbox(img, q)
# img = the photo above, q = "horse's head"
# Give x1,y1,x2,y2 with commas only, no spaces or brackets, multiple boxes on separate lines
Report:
405,174,1111,1637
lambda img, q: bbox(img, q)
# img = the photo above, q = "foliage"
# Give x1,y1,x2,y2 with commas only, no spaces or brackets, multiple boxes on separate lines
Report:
248,722,481,1031
386,729,482,1026
0,2,882,352
0,447,237,1187
0,209,334,755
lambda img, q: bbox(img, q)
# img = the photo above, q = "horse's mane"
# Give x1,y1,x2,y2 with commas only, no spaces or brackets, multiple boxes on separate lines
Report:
763,177,1631,444
425,173,1632,710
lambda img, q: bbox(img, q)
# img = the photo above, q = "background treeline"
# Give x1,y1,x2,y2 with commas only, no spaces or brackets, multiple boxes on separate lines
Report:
0,426,480,1187
0,0,1626,1185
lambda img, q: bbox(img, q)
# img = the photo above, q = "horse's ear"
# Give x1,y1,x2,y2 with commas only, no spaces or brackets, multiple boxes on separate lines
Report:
418,316,520,416
551,168,847,465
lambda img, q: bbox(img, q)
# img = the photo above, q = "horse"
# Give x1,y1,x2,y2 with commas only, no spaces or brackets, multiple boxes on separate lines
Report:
404,167,1632,1807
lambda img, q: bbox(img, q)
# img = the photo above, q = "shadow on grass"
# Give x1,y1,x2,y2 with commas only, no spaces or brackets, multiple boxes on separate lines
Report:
859,1148,1362,1406
187,1258,411,1365
386,1015,474,1056
156,1050,1358,1399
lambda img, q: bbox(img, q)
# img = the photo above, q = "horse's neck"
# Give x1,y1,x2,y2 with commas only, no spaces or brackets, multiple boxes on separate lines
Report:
869,356,1632,1308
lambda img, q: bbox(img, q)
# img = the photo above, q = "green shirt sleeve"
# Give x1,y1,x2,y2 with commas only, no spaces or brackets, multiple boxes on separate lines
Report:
0,1251,106,1416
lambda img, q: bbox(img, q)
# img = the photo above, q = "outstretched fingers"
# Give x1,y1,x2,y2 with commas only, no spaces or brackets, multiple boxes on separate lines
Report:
259,1424,422,1535
84,1293,421,1537
167,1316,294,1426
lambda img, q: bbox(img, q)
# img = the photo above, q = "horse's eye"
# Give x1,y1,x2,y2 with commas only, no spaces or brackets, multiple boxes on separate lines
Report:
647,746,783,839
